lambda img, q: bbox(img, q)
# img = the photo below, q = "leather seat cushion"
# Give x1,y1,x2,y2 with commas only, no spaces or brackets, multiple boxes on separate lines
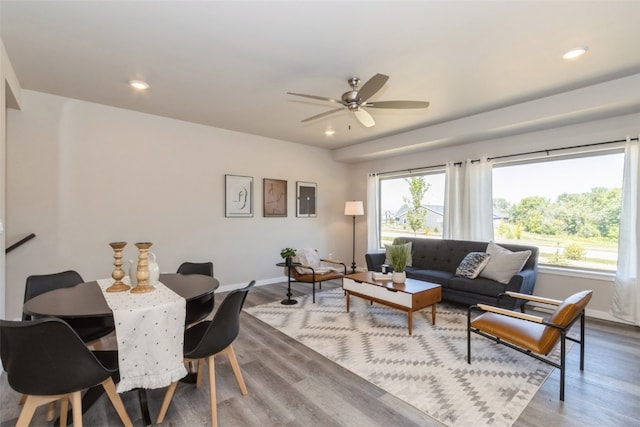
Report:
471,312,557,355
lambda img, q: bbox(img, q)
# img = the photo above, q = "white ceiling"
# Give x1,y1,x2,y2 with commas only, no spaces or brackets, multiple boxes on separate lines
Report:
2,1,640,155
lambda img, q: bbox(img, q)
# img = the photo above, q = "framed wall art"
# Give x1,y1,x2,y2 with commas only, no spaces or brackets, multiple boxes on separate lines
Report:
296,181,317,217
225,174,253,217
263,178,287,217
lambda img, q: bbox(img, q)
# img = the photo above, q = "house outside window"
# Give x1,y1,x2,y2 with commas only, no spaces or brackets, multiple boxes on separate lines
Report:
492,151,624,272
379,172,446,247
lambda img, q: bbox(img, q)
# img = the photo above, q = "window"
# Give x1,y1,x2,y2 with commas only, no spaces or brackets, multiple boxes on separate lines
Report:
379,172,446,247
492,151,624,271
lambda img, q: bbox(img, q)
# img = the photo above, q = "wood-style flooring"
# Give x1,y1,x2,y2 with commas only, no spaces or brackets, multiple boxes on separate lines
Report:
1,280,639,426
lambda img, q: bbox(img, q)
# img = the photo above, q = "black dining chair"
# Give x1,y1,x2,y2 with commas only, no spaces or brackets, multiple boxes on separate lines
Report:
156,280,256,427
23,270,115,343
177,262,216,326
177,261,214,276
0,318,133,427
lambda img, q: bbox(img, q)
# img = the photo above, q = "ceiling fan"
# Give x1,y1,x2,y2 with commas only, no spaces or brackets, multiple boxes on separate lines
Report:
287,73,429,128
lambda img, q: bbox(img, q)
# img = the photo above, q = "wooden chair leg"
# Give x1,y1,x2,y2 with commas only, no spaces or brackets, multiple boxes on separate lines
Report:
156,381,178,424
197,358,205,388
206,355,218,427
15,395,40,427
224,345,247,395
60,397,69,427
18,394,26,405
46,401,56,421
16,394,65,427
71,391,83,427
101,377,133,427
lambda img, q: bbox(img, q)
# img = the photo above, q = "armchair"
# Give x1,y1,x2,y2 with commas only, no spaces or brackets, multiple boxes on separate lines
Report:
290,248,347,303
467,290,592,401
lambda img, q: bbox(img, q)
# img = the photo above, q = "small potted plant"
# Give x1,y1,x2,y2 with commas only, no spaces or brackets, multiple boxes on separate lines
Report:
280,247,297,266
386,244,408,283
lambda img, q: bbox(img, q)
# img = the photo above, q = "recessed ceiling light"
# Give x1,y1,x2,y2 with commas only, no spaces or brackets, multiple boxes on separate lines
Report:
324,129,335,136
129,80,150,90
562,47,588,60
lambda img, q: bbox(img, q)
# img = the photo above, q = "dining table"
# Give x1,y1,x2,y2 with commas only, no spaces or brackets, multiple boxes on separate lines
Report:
22,272,219,426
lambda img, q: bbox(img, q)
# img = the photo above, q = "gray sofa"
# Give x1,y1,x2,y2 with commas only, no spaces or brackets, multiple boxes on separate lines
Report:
365,237,538,310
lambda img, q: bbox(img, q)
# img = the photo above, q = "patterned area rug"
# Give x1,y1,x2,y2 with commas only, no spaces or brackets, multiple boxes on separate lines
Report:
245,288,564,427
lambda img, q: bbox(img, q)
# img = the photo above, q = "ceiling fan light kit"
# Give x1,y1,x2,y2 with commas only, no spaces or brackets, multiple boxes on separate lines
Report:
287,73,429,128
562,46,588,60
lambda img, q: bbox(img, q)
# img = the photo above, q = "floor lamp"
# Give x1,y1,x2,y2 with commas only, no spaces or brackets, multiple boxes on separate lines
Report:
344,201,364,274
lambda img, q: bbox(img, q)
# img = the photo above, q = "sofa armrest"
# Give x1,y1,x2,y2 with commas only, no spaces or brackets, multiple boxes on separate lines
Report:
498,268,538,310
505,269,537,294
365,253,386,272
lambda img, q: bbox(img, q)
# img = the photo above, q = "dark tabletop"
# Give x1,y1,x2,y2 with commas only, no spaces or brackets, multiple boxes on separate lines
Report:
22,273,219,318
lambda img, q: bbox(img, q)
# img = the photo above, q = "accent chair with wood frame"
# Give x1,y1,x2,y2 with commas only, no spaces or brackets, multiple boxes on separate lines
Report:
289,248,347,303
467,290,593,401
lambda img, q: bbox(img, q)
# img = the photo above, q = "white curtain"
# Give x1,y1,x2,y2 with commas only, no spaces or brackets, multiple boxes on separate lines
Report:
366,173,381,252
444,161,464,239
444,158,494,241
611,136,640,325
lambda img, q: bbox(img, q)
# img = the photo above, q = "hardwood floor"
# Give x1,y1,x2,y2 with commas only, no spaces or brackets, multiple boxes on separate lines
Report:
1,280,639,426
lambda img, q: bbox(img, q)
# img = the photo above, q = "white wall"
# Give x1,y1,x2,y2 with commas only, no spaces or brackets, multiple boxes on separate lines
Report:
5,90,352,320
4,88,638,323
346,113,640,321
1,38,22,323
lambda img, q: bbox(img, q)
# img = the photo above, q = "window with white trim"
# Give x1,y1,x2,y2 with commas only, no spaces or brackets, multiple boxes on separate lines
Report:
379,171,446,248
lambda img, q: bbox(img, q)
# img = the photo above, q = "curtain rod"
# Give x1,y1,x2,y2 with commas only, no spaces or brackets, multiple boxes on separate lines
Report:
374,136,638,176
487,137,637,162
374,164,446,177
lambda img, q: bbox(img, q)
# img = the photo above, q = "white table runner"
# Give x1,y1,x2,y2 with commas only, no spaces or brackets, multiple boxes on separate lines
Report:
98,278,188,393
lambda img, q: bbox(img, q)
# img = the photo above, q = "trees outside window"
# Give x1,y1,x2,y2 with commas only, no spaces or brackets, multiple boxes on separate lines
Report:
379,172,445,247
492,152,623,271
376,151,623,272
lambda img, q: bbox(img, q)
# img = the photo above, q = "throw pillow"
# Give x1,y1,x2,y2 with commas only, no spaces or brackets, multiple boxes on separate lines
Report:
479,241,532,284
384,241,413,267
293,248,339,275
294,248,320,274
455,252,491,279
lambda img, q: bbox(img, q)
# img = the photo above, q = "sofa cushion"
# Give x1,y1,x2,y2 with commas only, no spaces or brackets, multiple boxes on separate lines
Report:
480,241,531,284
405,268,455,286
455,252,491,279
384,241,413,267
448,276,507,297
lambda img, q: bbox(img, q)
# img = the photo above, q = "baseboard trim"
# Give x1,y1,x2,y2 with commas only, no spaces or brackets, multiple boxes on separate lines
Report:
217,276,288,292
531,302,633,325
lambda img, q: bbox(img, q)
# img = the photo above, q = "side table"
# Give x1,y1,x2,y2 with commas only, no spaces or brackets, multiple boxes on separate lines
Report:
276,261,301,305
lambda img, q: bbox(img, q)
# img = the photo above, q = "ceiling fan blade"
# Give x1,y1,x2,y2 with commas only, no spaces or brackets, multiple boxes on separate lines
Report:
357,73,389,103
353,108,375,128
301,107,345,123
365,100,430,109
287,92,343,104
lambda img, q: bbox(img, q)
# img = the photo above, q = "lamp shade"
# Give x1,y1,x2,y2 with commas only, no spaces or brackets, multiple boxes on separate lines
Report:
344,201,364,216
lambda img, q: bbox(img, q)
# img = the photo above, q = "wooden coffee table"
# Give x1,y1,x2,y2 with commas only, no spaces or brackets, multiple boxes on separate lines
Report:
343,272,442,335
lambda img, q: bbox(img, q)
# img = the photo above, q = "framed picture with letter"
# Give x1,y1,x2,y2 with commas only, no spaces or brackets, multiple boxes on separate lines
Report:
225,174,253,217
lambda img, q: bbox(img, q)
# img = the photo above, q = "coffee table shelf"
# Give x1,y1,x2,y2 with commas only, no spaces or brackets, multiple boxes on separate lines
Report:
343,272,442,335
